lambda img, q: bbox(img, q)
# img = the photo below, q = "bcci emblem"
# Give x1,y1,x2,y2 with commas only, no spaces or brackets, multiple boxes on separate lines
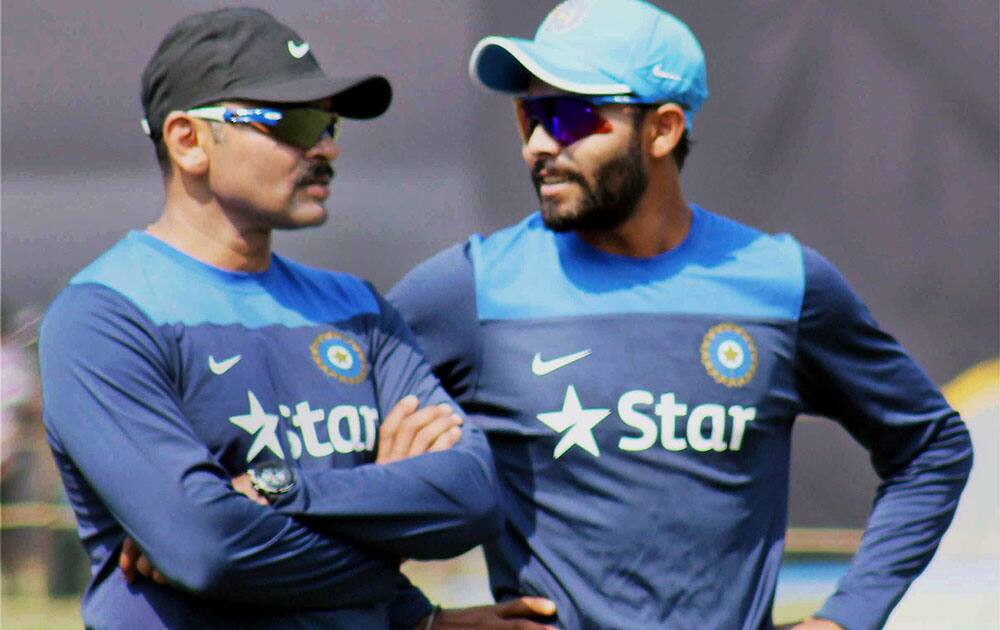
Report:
700,323,757,388
541,0,589,35
310,332,368,384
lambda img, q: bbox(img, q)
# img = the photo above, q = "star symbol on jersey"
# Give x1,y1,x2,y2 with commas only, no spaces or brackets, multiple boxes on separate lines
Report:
723,345,740,363
229,390,284,461
536,385,611,459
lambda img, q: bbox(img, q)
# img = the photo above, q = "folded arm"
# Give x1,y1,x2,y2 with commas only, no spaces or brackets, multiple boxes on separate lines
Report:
40,286,398,608
269,288,502,560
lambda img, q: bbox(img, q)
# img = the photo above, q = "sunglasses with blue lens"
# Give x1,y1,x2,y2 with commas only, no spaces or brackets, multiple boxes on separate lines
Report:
515,95,653,146
185,106,340,150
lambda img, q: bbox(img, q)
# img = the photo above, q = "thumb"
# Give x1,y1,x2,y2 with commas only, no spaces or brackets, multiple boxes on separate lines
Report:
495,596,557,618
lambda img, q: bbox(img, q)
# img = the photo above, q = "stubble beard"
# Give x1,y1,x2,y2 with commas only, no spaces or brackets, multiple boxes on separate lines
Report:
534,131,648,233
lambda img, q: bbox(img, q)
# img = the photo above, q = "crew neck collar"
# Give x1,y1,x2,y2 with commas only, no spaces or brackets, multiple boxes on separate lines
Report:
559,204,705,267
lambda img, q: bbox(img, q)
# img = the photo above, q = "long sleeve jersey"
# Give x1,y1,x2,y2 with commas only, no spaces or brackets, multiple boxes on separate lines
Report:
388,206,973,630
39,231,501,629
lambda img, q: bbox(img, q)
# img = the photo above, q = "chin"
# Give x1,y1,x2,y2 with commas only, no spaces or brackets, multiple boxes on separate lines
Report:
276,206,329,230
540,202,583,233
299,210,329,229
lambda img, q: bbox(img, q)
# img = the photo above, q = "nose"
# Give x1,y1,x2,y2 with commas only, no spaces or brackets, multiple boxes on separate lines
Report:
307,133,339,162
521,122,560,165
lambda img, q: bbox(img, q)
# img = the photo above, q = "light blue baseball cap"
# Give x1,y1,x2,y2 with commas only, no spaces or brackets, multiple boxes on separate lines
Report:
469,0,708,129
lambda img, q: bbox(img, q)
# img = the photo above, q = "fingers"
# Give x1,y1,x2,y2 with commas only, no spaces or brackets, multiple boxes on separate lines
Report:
136,553,156,580
378,399,461,464
376,395,419,463
428,425,463,453
390,404,458,461
434,603,559,629
408,413,463,457
231,473,269,506
118,537,139,584
494,597,557,619
120,537,167,585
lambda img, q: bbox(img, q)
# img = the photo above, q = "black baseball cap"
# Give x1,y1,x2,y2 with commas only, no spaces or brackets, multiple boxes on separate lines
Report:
140,7,391,139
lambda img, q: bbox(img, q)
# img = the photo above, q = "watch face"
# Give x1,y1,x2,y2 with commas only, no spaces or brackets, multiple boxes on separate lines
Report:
249,461,295,494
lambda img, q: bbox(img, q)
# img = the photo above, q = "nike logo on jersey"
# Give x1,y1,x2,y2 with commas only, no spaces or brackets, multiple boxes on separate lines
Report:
287,40,310,59
208,354,242,375
531,349,592,375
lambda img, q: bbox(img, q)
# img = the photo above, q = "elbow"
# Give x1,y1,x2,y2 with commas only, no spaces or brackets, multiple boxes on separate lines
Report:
159,545,234,596
405,499,501,561
457,487,503,542
176,566,225,597
942,414,975,485
406,465,502,561
443,466,504,553
456,455,503,541
956,421,974,483
153,534,255,597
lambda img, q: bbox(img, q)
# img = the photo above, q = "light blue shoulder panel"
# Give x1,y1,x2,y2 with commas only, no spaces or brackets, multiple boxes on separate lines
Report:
71,232,378,328
470,207,805,322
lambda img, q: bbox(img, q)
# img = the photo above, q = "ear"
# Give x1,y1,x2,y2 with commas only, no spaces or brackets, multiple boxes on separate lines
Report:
161,111,210,176
647,103,686,160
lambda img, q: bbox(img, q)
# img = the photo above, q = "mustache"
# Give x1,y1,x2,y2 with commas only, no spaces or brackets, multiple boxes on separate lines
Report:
297,162,334,186
530,158,586,188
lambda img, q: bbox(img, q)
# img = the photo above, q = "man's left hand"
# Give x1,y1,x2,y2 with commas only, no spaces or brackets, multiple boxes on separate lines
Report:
119,537,167,585
418,597,559,629
776,619,844,630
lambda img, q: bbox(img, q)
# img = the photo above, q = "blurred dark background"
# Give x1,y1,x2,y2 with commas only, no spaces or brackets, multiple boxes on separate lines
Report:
2,0,998,611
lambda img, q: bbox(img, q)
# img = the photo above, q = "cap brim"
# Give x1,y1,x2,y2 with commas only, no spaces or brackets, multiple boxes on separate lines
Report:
220,74,392,119
469,36,630,96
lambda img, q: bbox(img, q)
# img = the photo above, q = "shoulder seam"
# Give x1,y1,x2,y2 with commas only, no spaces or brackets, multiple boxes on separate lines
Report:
791,243,808,414
464,242,485,402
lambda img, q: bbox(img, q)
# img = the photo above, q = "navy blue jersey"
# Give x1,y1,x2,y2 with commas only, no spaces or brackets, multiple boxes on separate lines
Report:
389,206,972,630
39,231,501,629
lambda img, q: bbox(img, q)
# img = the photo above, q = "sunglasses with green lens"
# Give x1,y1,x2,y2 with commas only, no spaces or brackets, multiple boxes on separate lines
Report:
185,106,340,150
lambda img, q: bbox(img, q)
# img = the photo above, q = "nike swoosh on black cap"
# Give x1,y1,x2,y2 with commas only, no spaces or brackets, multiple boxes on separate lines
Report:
140,7,391,139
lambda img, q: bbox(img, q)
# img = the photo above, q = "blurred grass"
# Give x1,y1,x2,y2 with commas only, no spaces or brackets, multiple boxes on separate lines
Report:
2,559,82,629
3,595,81,630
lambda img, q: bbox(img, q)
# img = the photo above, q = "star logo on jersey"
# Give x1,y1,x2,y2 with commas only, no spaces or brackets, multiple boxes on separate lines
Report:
229,390,285,461
310,331,368,384
536,385,611,459
700,323,758,388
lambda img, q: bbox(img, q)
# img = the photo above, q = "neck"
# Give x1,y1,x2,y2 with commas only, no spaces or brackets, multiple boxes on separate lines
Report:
147,178,272,272
576,170,691,258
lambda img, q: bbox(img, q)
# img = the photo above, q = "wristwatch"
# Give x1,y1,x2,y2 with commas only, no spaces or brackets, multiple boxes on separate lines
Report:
246,461,295,498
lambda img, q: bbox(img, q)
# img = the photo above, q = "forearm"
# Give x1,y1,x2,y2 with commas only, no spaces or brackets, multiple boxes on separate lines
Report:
70,440,401,608
139,477,399,607
816,414,973,629
271,432,501,559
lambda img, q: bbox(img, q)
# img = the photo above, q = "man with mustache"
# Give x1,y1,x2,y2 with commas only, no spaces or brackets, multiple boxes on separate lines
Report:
389,1,973,628
38,8,556,629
